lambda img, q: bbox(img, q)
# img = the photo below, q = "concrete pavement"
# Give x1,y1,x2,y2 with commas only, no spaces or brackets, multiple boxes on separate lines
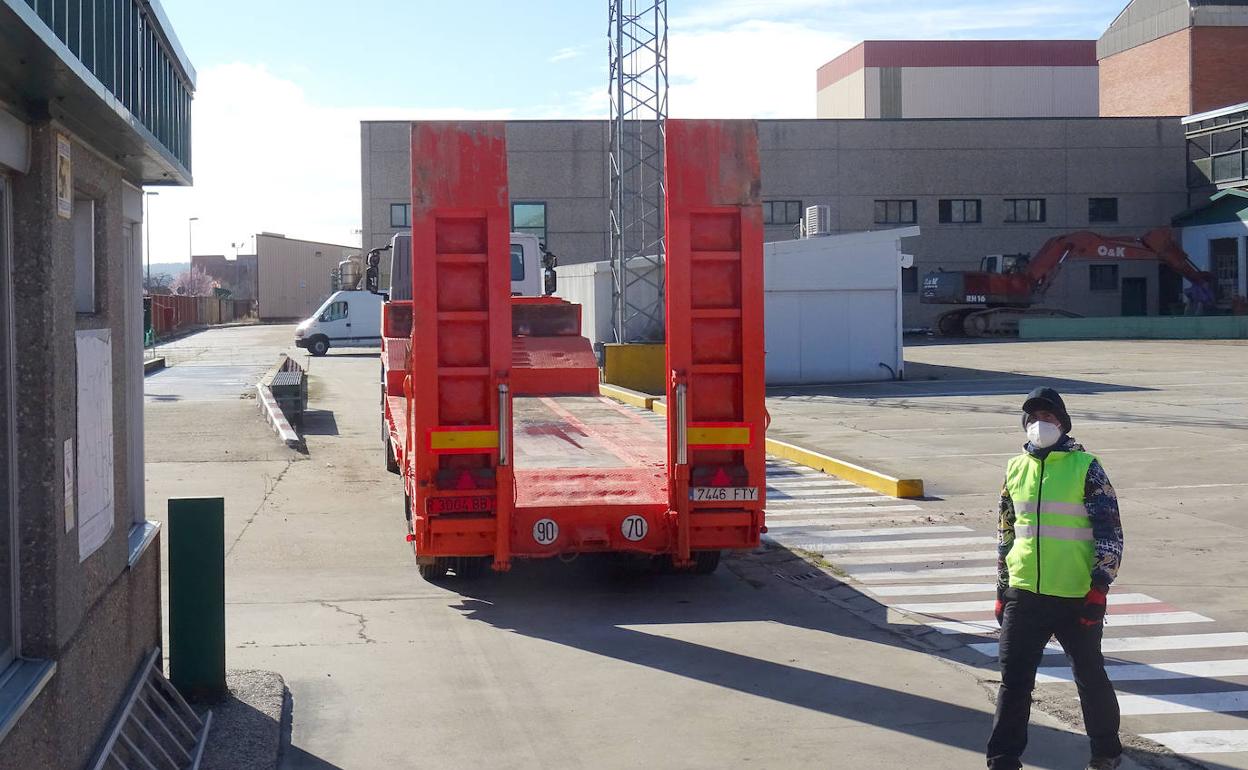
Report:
145,326,1136,769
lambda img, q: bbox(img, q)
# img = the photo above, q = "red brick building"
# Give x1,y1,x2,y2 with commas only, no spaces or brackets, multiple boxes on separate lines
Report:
1099,0,1248,117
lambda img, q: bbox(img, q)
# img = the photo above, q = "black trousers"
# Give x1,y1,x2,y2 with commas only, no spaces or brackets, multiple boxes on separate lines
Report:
986,588,1122,769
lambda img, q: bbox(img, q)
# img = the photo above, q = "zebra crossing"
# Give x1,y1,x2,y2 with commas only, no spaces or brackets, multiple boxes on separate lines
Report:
762,457,1248,766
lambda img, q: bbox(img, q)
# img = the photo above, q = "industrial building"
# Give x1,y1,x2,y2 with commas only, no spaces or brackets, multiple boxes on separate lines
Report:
0,1,194,767
253,233,357,321
361,117,1188,328
1099,0,1248,117
191,253,258,302
815,40,1100,120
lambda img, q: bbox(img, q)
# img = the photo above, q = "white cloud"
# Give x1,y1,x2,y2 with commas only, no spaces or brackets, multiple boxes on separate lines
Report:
146,63,513,263
549,46,585,63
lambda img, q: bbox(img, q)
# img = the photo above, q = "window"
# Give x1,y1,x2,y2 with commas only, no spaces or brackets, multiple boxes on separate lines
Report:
510,244,525,282
874,199,916,225
389,203,410,228
1089,265,1119,292
1005,198,1046,223
1211,238,1240,303
73,197,96,313
764,200,803,225
320,301,348,322
1088,198,1118,224
511,202,547,243
938,199,981,224
901,267,918,294
1,177,14,671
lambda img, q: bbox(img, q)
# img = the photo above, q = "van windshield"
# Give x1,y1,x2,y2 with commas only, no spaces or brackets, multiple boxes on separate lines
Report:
511,244,525,281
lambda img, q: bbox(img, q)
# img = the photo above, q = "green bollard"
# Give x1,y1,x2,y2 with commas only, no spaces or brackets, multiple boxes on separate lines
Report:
168,497,226,702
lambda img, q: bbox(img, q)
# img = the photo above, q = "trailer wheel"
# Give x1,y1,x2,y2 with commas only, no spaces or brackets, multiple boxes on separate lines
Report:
385,436,399,474
450,556,490,580
308,336,329,356
691,550,722,575
418,560,449,581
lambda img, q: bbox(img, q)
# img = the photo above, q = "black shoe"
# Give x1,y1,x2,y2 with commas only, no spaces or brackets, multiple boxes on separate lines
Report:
1086,757,1121,770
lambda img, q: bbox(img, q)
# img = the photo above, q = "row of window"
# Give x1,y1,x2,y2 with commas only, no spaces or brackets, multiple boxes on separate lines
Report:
391,202,549,243
392,197,1122,236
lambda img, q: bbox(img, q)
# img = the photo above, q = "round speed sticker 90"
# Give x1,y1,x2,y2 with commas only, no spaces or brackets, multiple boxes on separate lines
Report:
620,515,648,542
533,518,559,546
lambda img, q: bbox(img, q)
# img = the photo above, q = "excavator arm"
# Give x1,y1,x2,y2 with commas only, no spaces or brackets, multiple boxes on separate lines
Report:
1026,227,1211,298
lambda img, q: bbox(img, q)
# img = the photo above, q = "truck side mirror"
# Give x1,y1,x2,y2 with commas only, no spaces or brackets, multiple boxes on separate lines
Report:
365,264,380,294
544,267,557,296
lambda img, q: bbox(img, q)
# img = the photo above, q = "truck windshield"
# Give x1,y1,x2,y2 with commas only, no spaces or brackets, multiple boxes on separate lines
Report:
511,244,525,281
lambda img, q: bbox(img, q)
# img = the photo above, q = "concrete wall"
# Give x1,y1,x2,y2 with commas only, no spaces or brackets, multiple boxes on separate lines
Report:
362,117,1189,328
881,66,1099,119
815,69,866,119
1,121,160,770
256,234,355,320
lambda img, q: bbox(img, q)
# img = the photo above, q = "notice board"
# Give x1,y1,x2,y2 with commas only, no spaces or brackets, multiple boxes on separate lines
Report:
76,329,114,561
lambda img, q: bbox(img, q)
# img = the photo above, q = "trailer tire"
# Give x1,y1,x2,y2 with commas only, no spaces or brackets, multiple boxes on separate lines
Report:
450,556,490,580
691,550,722,575
385,436,400,474
418,560,449,581
308,336,329,357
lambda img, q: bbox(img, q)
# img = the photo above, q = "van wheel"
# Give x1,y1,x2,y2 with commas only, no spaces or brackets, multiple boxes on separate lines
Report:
309,336,329,356
692,550,722,575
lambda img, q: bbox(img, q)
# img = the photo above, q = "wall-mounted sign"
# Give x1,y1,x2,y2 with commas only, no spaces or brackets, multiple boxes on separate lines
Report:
56,133,72,219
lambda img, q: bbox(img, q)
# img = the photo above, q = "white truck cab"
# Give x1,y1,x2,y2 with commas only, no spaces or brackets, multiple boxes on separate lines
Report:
295,290,384,356
385,231,547,301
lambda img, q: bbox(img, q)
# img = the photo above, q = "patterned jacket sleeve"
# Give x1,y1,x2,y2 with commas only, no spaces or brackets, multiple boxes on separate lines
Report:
997,482,1015,593
1085,459,1124,591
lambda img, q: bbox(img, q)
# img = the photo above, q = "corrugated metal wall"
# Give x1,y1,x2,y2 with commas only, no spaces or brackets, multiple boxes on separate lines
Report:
256,235,356,320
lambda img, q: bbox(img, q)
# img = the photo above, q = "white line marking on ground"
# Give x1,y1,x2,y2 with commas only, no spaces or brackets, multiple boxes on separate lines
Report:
1141,730,1248,754
897,594,1161,614
1120,691,1248,716
768,487,890,498
760,515,937,528
1038,659,1248,684
764,505,924,515
971,633,1248,658
852,566,1000,582
766,479,857,489
831,551,991,566
767,496,898,507
795,537,997,553
769,525,971,539
929,613,1212,636
864,583,996,597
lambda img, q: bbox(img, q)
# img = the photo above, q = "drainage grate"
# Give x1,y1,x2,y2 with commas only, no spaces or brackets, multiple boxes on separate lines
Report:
91,648,212,770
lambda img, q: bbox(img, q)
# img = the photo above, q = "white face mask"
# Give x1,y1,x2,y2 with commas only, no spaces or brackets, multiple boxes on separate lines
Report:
1026,420,1062,449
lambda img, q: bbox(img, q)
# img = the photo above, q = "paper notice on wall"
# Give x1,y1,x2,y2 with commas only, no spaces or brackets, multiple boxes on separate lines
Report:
76,329,114,561
63,439,75,533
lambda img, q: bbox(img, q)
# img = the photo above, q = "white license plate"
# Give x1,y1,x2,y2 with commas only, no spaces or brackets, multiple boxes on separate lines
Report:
689,487,759,502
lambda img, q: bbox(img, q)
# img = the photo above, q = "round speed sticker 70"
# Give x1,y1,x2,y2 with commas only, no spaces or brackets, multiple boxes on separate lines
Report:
621,515,648,542
533,518,559,546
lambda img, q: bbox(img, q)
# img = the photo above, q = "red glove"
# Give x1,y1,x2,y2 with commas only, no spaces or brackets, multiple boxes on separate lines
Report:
994,589,1005,626
1080,587,1108,627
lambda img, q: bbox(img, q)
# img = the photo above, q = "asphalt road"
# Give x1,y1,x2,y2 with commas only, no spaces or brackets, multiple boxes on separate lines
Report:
144,326,1201,769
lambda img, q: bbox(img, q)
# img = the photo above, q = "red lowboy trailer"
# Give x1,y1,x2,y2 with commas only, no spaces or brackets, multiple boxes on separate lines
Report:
382,119,767,580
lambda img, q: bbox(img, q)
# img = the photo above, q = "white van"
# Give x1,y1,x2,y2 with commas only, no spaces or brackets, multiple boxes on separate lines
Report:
294,290,384,356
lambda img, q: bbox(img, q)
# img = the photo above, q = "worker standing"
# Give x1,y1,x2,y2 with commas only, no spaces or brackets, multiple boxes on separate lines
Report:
987,387,1125,770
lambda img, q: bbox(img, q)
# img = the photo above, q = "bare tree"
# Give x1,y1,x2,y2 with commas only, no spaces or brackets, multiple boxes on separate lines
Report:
170,266,219,297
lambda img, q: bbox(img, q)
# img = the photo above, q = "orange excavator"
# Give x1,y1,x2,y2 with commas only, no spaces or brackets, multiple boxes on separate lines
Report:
921,227,1215,336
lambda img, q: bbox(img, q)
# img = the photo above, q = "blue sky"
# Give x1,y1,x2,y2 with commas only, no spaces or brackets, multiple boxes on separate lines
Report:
147,0,1130,265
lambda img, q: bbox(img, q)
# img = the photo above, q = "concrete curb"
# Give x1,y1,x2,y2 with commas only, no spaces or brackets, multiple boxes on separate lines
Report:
598,383,654,409
602,392,925,500
256,384,304,451
765,438,924,499
143,357,166,374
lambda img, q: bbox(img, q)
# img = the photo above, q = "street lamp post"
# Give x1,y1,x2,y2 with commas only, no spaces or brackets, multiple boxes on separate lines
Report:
188,216,199,261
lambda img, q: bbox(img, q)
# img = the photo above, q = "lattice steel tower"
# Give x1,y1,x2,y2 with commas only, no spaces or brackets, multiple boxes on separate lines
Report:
608,0,668,342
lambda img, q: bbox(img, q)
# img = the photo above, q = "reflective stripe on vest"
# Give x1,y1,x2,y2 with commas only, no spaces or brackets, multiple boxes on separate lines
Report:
1004,449,1097,598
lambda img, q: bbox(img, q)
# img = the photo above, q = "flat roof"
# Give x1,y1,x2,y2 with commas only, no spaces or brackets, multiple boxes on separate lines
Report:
817,40,1097,91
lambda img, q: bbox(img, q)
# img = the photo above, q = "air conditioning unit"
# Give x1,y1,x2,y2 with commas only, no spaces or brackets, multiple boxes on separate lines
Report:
803,205,832,238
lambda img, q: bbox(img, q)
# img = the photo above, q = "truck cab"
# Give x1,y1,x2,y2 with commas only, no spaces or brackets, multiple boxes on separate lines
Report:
384,230,546,301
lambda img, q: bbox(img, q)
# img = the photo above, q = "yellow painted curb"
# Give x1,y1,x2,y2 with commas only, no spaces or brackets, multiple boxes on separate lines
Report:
598,383,654,410
650,399,667,416
765,438,925,500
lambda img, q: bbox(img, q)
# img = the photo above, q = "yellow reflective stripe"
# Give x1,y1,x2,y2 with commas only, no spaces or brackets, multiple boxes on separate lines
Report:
687,425,751,447
429,429,498,451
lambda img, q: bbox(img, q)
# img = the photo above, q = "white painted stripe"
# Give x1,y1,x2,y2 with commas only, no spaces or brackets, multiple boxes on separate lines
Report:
764,505,924,518
768,487,888,498
1038,659,1248,684
898,594,1161,614
851,566,999,582
971,632,1248,658
761,515,936,528
771,525,970,540
765,505,925,515
803,537,996,553
928,612,1213,636
1120,691,1248,716
1141,730,1248,754
766,479,856,489
768,496,896,507
832,551,992,566
865,583,996,597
